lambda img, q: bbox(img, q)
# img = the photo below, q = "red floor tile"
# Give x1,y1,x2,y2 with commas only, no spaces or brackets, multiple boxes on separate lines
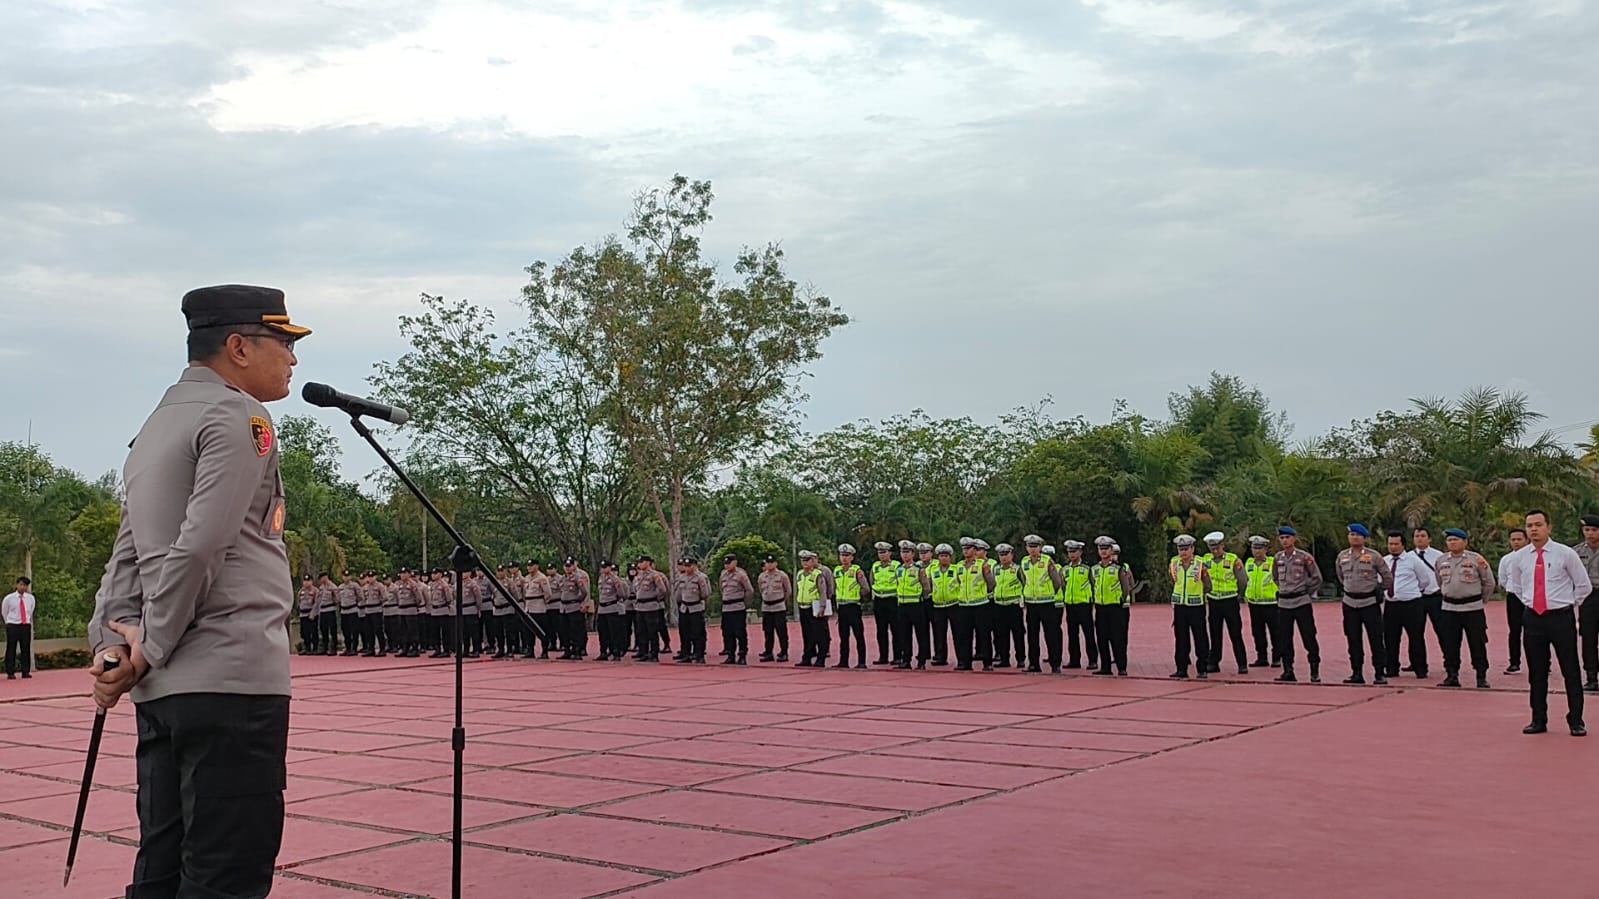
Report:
470,813,791,873
1073,697,1326,728
793,754,1062,790
0,772,78,803
613,738,842,768
592,790,900,839
699,770,990,811
289,730,429,753
0,815,68,847
907,691,1134,716
518,753,748,787
701,726,917,752
23,752,139,787
376,738,582,768
408,768,660,807
289,753,454,785
475,727,656,752
4,836,134,896
870,740,1139,770
275,817,415,866
289,787,541,834
292,838,658,897
770,717,984,739
551,718,742,739
842,707,1048,727
0,787,140,834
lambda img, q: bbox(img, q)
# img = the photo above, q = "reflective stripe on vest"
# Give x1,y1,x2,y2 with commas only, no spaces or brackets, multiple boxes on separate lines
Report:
929,562,960,606
896,563,923,604
1205,552,1241,598
959,560,991,605
993,565,1024,604
1244,557,1278,603
871,561,898,598
796,569,820,606
835,565,863,603
1092,565,1126,605
1062,565,1093,605
1021,557,1055,602
1170,557,1206,605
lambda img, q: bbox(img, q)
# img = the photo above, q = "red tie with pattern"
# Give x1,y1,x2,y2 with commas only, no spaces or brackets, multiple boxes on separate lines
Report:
1533,547,1547,615
17,595,25,626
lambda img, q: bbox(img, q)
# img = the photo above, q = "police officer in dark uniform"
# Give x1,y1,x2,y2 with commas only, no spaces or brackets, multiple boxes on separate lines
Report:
88,284,309,896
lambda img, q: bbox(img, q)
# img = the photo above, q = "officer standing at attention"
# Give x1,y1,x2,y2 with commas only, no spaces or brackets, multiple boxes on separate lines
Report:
1433,528,1495,688
1091,536,1133,676
926,543,959,667
86,283,308,896
492,564,519,657
1021,536,1065,673
315,573,339,655
757,554,793,662
1507,510,1591,735
456,568,481,658
674,557,711,663
335,570,361,656
524,561,550,658
954,538,997,670
1411,527,1446,663
427,569,452,658
1169,535,1212,679
595,561,629,661
1059,541,1097,670
1500,528,1529,674
718,553,753,665
358,571,382,656
1335,524,1392,684
630,556,668,662
1202,532,1249,675
1575,514,1599,692
892,541,932,669
378,572,398,655
559,557,590,659
1241,537,1279,668
871,542,899,665
796,550,836,667
834,544,871,668
1381,532,1436,679
1271,526,1323,683
991,544,1027,668
297,574,318,654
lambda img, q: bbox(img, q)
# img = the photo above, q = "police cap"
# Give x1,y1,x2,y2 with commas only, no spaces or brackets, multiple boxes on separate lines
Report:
182,285,311,337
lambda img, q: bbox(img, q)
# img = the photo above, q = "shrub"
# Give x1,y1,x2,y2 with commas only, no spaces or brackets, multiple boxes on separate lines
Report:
35,648,94,670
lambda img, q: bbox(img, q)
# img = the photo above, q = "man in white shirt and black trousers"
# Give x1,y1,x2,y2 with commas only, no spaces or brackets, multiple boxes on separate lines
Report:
1408,526,1446,673
1381,532,1438,679
1498,527,1529,674
1506,510,1592,736
3,576,36,679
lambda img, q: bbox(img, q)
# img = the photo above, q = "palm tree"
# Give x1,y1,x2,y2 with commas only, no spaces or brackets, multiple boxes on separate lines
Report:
760,484,831,568
1214,449,1354,554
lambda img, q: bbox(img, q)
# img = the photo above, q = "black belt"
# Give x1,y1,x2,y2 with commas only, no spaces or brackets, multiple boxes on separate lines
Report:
1279,590,1308,599
1346,590,1377,600
1442,596,1481,606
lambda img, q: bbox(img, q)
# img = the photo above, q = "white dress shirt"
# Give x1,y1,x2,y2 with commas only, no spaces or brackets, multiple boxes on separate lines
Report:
1506,541,1593,611
1385,552,1437,601
1498,554,1521,597
1,591,35,625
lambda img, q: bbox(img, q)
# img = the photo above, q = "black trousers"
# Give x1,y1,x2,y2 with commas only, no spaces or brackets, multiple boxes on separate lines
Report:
358,614,378,653
1525,606,1584,726
339,612,359,651
873,597,897,662
836,603,865,664
1025,603,1063,669
1247,603,1278,663
1382,600,1430,675
1094,604,1128,672
680,610,707,659
1580,592,1599,677
930,605,954,663
1342,603,1385,673
399,615,421,653
993,604,1025,664
722,611,748,660
436,615,455,654
655,611,672,651
4,623,31,676
1422,592,1445,642
893,603,929,664
318,611,337,651
596,613,624,656
630,608,655,656
565,610,587,655
299,615,317,652
419,615,436,653
798,606,820,662
1206,598,1247,668
624,610,637,650
378,615,395,653
1064,603,1096,667
1172,605,1209,673
1439,607,1489,674
129,693,288,899
1505,594,1523,667
1277,604,1321,669
763,611,790,656
812,611,832,662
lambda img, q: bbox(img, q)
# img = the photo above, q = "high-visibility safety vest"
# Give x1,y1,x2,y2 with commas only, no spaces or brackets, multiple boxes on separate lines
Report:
993,564,1024,605
1062,564,1093,605
928,561,960,606
871,561,898,599
834,565,863,604
796,569,820,606
958,560,991,606
1169,557,1206,606
1244,557,1278,604
1021,557,1055,603
1204,552,1241,599
1092,564,1127,605
896,563,924,604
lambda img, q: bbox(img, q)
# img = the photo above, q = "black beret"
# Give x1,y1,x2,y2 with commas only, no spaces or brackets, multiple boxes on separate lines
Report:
723,553,738,563
763,554,777,563
182,284,311,337
1582,514,1599,529
637,554,653,563
600,560,614,569
564,555,577,565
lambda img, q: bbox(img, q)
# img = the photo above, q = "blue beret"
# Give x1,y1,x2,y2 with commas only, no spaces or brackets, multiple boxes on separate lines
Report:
1444,527,1468,540
1347,523,1370,537
1277,526,1297,536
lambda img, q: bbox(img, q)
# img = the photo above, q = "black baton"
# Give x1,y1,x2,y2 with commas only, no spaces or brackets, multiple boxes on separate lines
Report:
64,651,120,887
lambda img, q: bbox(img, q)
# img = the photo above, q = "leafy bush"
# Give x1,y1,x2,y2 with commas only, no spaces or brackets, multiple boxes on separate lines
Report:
36,648,94,670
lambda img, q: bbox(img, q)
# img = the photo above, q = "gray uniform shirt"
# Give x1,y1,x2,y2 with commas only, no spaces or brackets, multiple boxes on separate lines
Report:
337,581,361,613
719,567,754,614
494,574,519,616
1436,550,1495,611
458,577,479,615
597,572,629,614
297,585,317,616
394,579,423,614
758,569,793,614
675,571,712,613
359,582,383,616
1576,543,1599,598
523,572,549,614
1271,548,1323,610
559,570,590,612
428,579,451,616
631,570,667,612
87,366,292,701
315,583,337,615
1335,547,1393,609
380,582,398,616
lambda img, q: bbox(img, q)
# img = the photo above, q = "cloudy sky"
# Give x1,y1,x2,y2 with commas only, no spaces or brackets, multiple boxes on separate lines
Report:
3,0,1596,484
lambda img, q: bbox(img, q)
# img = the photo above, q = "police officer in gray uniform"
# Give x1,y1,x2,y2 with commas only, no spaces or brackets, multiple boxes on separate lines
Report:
87,284,308,896
296,574,317,653
674,556,712,663
315,572,338,655
337,570,361,656
394,568,423,656
719,553,754,664
359,570,383,656
595,561,630,661
378,572,398,655
559,557,590,659
631,556,669,661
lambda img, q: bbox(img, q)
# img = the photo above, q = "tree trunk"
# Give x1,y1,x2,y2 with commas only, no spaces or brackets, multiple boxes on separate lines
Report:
22,544,32,581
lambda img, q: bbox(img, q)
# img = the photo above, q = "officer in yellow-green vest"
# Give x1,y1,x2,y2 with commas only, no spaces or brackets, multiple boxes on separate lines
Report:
1092,536,1133,675
893,541,932,668
927,543,960,666
1202,531,1250,675
1059,541,1097,670
1243,535,1280,667
992,544,1027,668
833,544,871,669
871,542,899,666
1021,535,1066,673
953,537,996,670
1170,534,1212,679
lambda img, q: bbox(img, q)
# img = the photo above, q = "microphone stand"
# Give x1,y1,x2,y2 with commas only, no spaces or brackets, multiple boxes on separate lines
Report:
345,414,544,899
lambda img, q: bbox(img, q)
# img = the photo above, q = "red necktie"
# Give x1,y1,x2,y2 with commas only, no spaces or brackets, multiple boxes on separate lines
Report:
1533,547,1548,615
17,595,26,626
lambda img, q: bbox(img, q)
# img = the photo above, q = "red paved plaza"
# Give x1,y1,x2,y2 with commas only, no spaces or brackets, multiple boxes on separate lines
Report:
4,601,1595,898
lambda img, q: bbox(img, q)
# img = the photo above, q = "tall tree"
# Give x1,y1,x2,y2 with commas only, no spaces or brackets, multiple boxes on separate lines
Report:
1168,372,1286,482
522,174,848,571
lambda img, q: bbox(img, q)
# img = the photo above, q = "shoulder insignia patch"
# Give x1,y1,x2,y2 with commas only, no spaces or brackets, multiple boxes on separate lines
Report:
251,416,273,456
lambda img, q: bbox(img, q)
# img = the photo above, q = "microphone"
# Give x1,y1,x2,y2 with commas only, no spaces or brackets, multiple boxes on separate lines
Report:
301,382,411,425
